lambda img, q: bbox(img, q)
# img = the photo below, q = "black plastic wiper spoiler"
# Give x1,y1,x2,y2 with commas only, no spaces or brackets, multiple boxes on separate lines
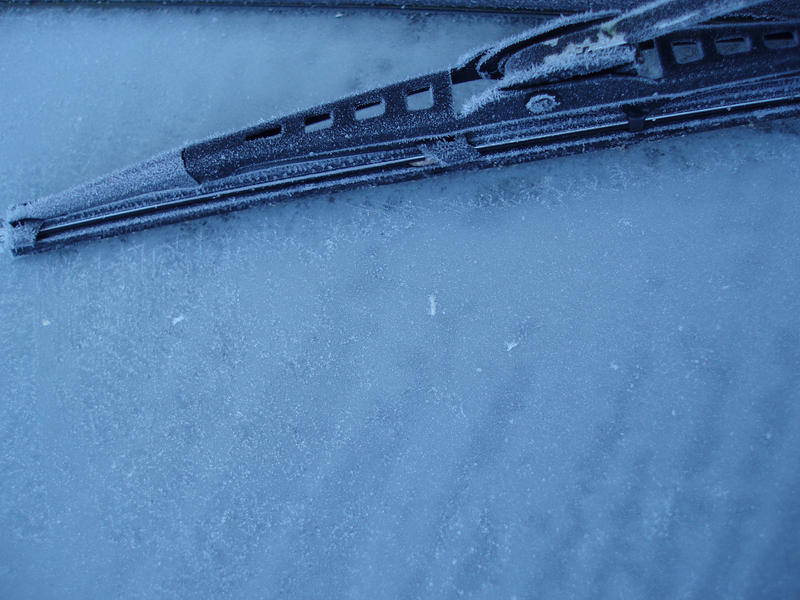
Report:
6,0,800,255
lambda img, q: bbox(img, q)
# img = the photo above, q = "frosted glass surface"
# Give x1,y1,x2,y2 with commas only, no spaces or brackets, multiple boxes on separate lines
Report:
1,7,799,599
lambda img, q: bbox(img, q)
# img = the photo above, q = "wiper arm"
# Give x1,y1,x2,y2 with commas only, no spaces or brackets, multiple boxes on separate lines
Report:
6,0,800,255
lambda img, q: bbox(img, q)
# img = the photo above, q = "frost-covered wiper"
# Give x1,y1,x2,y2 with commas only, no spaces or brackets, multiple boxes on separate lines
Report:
5,0,800,255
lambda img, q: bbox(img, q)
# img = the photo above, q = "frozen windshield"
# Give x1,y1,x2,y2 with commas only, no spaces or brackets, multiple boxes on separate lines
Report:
1,5,799,599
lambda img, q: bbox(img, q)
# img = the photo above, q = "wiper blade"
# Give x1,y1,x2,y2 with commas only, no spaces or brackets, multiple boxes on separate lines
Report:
6,0,800,255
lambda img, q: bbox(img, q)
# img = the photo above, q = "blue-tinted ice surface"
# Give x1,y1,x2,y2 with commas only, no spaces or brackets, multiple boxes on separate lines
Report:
1,6,800,599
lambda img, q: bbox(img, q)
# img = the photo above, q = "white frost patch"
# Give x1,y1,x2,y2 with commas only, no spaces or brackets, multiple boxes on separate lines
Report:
428,294,437,317
505,340,519,352
503,29,634,90
526,94,559,114
459,85,503,117
41,319,51,327
610,362,620,371
171,314,185,326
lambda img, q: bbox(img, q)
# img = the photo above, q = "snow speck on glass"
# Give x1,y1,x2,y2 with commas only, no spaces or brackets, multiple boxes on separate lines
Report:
1,5,799,599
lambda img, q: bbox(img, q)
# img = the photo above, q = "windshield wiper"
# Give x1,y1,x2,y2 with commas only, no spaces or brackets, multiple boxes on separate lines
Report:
6,0,800,255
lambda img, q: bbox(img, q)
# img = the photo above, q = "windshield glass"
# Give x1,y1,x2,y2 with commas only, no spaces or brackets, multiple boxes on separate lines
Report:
2,5,799,598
